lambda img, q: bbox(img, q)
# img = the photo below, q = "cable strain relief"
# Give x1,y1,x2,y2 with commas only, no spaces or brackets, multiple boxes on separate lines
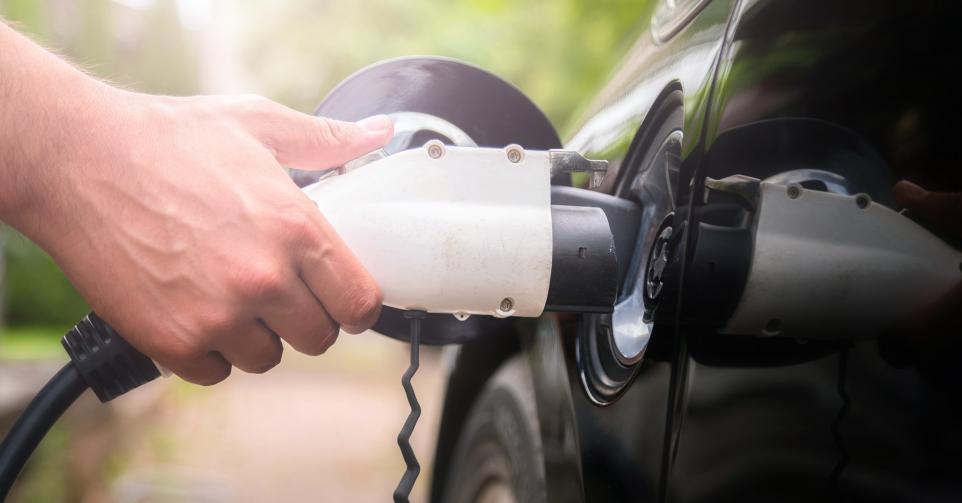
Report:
61,312,160,402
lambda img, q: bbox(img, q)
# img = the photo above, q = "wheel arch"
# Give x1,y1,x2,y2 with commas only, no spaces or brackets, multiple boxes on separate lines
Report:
429,323,524,502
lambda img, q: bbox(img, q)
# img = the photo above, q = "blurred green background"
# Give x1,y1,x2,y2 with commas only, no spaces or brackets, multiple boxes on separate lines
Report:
0,1,653,501
0,0,650,354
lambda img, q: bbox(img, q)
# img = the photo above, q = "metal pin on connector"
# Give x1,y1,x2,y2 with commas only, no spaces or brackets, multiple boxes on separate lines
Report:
548,150,608,189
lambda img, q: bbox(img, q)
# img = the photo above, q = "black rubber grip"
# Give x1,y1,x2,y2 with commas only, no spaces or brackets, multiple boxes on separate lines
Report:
61,312,160,402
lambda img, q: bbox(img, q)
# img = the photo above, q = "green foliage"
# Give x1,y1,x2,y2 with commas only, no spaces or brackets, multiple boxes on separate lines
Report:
114,0,202,95
2,0,201,95
0,0,48,37
0,325,66,361
2,230,89,328
237,0,652,135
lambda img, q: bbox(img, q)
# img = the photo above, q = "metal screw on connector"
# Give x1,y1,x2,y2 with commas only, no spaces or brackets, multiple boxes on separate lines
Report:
426,141,445,159
786,184,802,199
499,297,514,312
505,144,524,163
855,193,871,209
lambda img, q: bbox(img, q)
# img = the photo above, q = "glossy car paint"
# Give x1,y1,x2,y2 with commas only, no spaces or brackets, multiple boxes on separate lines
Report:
435,0,962,501
670,1,962,501
538,1,737,500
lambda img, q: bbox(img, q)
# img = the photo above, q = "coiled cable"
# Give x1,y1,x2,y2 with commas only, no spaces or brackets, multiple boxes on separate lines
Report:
393,310,425,503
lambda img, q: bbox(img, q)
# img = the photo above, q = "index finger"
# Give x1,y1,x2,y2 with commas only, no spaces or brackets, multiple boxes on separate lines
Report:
893,180,962,236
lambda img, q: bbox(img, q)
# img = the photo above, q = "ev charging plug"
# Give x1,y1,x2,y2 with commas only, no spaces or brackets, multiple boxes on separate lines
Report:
0,143,618,503
303,140,617,320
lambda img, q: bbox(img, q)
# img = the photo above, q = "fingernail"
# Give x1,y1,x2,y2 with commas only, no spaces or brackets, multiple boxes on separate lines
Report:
356,114,393,134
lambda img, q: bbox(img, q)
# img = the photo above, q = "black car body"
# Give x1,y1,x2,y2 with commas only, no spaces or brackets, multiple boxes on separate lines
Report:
427,1,962,501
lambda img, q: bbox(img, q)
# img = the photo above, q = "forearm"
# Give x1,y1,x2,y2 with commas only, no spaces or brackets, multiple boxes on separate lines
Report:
0,22,125,231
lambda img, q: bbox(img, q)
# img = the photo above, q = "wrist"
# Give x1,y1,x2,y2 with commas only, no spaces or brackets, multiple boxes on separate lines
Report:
1,81,148,246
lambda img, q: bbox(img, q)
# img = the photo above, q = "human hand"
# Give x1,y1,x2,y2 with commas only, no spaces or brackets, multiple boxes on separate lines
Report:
893,180,962,237
14,91,392,385
881,181,962,385
892,180,962,333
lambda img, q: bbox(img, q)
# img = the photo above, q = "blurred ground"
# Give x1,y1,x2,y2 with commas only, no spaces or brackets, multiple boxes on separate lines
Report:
3,331,447,503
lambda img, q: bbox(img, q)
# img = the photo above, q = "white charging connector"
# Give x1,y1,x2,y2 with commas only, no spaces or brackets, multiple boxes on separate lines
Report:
302,142,613,320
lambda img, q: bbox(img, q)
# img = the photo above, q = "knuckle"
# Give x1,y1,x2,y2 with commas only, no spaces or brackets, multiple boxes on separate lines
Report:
198,307,238,336
162,333,209,363
229,261,286,300
313,119,357,147
278,206,319,244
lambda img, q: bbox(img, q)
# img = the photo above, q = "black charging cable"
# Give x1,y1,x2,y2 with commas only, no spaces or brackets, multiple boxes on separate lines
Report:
0,313,159,501
2,310,436,502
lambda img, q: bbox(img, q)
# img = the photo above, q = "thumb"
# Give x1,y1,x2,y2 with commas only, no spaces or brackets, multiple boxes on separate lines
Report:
893,180,962,236
262,112,393,170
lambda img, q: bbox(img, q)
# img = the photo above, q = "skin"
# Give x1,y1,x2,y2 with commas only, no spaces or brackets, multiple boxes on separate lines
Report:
0,22,392,385
877,180,962,389
892,180,962,337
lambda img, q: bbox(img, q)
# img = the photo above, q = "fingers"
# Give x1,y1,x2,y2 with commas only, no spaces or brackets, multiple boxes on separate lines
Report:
890,180,962,348
166,351,232,386
247,103,394,169
215,320,284,374
259,280,340,355
299,213,383,334
893,180,962,235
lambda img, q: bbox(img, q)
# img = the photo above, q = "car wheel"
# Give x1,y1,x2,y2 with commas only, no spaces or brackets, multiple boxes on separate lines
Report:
443,356,547,503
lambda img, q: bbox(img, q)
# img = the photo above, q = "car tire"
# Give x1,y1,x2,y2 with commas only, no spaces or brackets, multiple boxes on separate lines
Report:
442,356,547,503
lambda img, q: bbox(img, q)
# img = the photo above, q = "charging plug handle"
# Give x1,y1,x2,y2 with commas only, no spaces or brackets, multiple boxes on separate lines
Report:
62,313,161,402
